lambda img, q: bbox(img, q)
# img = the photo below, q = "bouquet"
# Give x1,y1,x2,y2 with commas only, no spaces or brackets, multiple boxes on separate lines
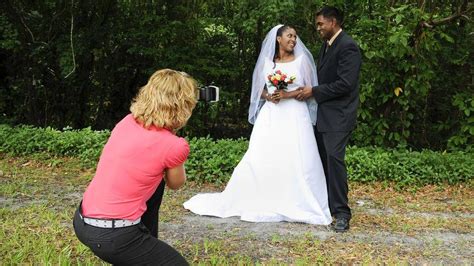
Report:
267,70,296,93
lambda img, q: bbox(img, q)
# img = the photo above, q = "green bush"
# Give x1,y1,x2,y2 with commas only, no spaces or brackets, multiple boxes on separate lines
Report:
186,137,248,184
346,147,473,186
0,124,110,166
0,124,472,186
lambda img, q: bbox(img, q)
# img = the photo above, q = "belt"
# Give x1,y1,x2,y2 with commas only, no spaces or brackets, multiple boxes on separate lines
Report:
79,213,141,228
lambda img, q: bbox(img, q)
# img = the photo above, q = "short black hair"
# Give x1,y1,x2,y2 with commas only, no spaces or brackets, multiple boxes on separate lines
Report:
316,6,344,26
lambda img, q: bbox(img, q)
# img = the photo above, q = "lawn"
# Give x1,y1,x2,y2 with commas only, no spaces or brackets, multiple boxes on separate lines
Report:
1,154,472,264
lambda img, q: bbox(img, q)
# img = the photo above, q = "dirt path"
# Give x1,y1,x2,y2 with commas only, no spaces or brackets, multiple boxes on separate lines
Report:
159,207,473,264
151,183,474,264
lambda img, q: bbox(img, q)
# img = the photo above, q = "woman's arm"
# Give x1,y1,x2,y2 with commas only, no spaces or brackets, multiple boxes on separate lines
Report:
164,164,186,190
261,87,272,101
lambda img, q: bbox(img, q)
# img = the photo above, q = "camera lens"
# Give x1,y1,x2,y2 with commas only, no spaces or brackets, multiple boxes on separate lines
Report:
198,86,219,102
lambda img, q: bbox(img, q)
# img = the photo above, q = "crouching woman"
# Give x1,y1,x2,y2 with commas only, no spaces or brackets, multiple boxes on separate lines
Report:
73,69,197,265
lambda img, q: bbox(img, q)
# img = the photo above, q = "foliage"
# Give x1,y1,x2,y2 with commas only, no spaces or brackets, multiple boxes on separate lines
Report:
0,0,472,150
0,124,472,186
346,147,473,186
186,136,248,184
0,124,110,167
348,1,473,151
448,93,474,151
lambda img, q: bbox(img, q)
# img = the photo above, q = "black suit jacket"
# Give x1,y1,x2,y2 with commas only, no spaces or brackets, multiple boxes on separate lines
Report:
312,31,362,132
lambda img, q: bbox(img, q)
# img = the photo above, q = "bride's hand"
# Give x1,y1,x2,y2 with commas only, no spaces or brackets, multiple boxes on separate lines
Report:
274,89,287,100
266,92,280,104
270,92,281,104
275,89,302,101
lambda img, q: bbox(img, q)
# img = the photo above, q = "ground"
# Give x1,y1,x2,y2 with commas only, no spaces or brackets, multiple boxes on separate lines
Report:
0,154,472,264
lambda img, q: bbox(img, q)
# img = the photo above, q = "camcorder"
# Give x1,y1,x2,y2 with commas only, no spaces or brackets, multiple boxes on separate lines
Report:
197,85,219,102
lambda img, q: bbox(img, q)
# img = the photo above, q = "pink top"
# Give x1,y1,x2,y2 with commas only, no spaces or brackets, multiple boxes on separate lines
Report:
82,114,189,220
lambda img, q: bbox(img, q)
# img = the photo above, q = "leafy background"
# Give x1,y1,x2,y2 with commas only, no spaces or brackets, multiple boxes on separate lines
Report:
0,0,472,151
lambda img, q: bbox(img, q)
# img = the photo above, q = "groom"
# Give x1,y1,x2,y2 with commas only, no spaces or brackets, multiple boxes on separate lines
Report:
297,6,362,232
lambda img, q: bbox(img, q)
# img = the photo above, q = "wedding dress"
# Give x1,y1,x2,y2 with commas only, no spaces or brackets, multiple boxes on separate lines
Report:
183,55,332,225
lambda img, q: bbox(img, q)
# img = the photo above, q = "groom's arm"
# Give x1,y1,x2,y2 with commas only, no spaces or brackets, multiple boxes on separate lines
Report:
312,42,361,103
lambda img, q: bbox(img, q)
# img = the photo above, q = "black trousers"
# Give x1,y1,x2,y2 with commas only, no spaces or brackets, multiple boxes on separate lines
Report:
315,129,352,220
73,181,188,265
142,180,166,238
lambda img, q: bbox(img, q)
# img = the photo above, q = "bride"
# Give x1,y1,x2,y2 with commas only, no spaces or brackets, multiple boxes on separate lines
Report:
183,25,332,225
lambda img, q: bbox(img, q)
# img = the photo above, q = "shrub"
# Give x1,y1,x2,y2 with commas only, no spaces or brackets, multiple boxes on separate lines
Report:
0,124,472,186
0,124,110,166
186,137,248,184
346,147,473,186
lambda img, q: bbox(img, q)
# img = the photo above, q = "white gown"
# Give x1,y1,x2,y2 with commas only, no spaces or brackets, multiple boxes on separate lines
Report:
183,56,332,225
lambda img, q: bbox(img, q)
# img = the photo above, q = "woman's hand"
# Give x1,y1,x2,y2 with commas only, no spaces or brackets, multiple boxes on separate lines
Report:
273,89,287,100
266,92,280,104
273,89,302,101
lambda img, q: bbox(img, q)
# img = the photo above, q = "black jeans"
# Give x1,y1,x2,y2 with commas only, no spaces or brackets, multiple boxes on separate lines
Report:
73,181,188,265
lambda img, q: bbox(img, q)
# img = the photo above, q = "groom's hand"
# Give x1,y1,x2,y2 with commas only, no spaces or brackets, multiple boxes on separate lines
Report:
295,86,313,101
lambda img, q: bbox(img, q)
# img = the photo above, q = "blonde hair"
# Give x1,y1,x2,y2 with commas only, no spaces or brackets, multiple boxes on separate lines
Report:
130,69,198,130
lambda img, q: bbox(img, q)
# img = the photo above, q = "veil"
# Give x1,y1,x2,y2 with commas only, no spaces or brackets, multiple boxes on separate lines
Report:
248,24,319,125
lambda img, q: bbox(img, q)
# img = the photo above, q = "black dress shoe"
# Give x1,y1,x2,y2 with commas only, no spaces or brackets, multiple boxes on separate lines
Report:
334,217,350,232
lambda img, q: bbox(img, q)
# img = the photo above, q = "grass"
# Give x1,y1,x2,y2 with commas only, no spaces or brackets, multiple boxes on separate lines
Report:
1,153,473,264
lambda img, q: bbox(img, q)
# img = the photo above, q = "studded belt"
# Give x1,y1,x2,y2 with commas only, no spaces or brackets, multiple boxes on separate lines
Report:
79,213,141,228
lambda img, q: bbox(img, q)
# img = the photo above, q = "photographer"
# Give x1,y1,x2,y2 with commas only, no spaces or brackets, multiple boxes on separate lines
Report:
73,69,197,265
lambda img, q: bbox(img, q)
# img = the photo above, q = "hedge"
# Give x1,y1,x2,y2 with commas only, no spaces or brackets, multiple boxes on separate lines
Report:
1,124,472,186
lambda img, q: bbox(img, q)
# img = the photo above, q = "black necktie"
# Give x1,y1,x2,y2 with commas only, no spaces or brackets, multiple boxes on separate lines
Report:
322,43,329,59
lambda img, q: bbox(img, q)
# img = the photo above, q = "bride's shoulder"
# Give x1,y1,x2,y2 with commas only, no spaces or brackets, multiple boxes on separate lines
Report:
263,58,275,70
264,57,274,64
288,55,305,66
263,57,273,66
295,54,314,68
286,55,303,66
295,54,306,62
